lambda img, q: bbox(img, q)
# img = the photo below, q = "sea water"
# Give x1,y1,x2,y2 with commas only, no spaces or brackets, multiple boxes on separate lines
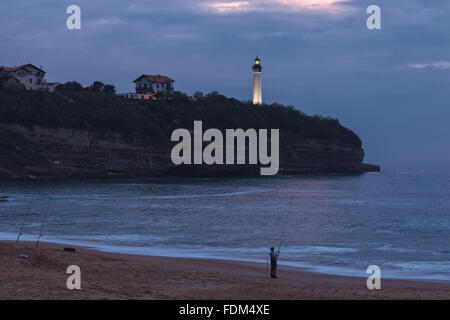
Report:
0,165,449,282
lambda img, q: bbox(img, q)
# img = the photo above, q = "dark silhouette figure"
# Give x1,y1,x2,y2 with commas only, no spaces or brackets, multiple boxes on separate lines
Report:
269,247,280,278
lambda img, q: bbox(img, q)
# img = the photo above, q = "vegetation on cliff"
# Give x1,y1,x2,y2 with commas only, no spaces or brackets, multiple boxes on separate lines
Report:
0,78,362,148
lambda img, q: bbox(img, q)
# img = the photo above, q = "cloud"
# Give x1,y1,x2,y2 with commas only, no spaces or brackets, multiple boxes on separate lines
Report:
206,1,253,13
277,0,349,10
408,61,450,70
160,27,202,40
85,17,126,28
200,0,351,14
243,31,290,39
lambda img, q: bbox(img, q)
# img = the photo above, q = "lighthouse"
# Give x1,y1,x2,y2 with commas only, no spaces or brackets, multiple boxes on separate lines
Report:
252,57,262,105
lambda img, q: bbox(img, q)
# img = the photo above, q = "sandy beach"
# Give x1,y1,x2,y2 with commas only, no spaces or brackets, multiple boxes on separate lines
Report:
0,241,449,300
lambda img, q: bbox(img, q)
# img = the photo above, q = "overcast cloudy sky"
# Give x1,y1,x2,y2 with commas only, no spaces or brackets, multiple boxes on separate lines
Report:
1,0,450,167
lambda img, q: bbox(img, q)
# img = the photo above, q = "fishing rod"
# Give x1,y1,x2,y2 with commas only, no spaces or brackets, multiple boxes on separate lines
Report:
278,210,290,253
16,198,32,244
35,195,53,248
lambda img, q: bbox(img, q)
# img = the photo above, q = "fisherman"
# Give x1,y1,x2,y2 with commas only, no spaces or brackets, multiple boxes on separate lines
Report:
269,247,280,278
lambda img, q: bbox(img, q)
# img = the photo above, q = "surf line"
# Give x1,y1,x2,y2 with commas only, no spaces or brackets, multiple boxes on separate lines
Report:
170,121,279,176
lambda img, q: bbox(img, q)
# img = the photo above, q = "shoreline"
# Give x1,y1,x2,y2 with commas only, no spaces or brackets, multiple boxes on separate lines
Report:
1,240,449,299
0,166,380,182
3,233,448,284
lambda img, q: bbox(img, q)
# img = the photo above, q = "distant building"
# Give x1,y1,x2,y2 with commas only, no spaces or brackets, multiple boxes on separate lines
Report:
47,82,61,92
119,74,175,100
0,64,47,91
133,74,175,95
252,57,262,105
118,93,156,100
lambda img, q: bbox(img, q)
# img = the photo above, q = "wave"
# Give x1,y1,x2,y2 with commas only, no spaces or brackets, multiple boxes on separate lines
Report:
2,188,270,202
1,232,449,282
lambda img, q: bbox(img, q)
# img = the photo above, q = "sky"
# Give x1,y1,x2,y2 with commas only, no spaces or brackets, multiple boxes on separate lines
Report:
1,0,450,168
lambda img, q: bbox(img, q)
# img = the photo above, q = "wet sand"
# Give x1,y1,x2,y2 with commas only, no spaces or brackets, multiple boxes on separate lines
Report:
0,241,449,300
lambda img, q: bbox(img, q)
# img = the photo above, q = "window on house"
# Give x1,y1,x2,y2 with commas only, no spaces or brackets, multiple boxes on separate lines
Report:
30,78,32,83
23,78,26,83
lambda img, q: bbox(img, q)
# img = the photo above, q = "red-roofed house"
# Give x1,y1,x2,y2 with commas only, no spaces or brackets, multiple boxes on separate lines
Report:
133,74,175,95
0,64,47,91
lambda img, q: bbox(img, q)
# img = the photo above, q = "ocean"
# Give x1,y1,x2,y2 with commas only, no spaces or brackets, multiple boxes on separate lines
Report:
0,166,449,282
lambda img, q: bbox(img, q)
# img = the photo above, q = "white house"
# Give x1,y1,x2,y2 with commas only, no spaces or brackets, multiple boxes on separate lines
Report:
0,64,47,91
133,74,175,94
47,82,61,92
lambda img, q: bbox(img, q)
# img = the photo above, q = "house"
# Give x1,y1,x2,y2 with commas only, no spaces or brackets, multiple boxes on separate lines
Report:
0,64,47,91
133,74,175,95
47,82,61,92
119,93,155,100
118,74,175,100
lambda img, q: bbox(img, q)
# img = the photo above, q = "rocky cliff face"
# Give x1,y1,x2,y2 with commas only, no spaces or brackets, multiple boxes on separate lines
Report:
0,124,377,180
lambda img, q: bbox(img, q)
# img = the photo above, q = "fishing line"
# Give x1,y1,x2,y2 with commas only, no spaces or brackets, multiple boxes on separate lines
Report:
16,198,32,244
35,194,53,248
278,210,290,253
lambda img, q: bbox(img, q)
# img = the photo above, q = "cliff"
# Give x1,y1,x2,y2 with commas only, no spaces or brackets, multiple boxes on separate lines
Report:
0,88,379,180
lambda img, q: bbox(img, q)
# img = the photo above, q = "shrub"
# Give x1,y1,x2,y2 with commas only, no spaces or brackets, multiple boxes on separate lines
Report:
0,89,362,148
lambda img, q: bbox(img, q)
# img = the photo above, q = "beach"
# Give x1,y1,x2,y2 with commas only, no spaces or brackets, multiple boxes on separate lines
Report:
0,241,449,300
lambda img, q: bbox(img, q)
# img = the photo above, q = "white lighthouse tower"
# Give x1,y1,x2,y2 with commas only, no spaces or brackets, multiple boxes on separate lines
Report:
252,57,262,105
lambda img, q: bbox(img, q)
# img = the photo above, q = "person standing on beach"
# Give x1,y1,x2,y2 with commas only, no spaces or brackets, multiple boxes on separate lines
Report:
269,247,279,278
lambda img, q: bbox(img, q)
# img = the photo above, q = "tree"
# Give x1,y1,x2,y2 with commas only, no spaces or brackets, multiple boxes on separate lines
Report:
56,81,85,92
89,81,115,94
90,81,105,92
0,74,25,92
193,91,204,100
104,84,116,94
206,91,220,97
